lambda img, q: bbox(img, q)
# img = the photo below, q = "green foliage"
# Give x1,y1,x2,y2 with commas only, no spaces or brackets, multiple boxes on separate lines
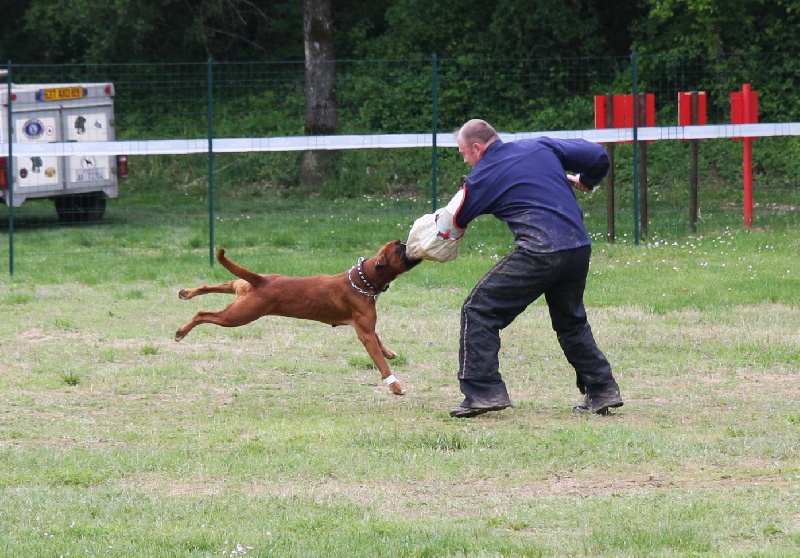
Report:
635,0,800,56
2,0,303,63
20,0,195,63
3,0,799,87
352,0,635,60
353,0,491,59
59,367,81,387
341,60,433,132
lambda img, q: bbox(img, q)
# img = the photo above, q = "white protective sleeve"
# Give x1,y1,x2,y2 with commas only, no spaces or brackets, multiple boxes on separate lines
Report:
405,188,467,262
434,188,466,240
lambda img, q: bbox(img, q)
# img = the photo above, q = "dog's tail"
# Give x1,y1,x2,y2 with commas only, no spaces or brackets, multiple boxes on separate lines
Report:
216,249,264,287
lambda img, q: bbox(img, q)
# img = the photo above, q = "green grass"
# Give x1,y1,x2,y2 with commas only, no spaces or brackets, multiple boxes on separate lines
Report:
0,190,799,557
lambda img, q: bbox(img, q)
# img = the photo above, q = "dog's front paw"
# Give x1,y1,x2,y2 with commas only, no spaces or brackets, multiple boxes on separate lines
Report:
389,381,406,395
178,289,190,300
383,373,405,395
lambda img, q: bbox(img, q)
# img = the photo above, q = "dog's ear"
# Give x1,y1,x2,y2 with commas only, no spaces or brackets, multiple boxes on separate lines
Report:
374,241,398,269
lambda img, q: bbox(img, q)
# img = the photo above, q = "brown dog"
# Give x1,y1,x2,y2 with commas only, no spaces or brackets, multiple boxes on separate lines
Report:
175,240,421,395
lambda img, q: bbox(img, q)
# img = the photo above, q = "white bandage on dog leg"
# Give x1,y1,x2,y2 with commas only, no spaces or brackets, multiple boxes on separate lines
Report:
383,374,398,385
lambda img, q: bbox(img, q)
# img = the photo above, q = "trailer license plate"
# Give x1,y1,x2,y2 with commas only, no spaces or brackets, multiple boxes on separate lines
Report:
76,168,106,181
37,87,86,102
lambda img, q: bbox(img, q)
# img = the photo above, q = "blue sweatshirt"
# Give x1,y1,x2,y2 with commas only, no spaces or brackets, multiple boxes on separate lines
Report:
453,137,609,253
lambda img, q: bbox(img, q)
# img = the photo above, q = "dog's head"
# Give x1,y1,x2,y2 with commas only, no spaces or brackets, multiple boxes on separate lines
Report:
369,240,422,284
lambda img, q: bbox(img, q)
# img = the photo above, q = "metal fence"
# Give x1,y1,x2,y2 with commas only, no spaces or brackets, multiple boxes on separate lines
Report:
2,53,800,276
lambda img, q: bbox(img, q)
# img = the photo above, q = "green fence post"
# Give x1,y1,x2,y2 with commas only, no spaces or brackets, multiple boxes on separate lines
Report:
431,53,439,211
207,58,215,266
5,62,13,276
631,51,640,245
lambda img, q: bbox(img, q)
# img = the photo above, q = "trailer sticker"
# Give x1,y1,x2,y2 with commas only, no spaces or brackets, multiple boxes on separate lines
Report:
73,155,107,182
68,112,107,142
74,115,87,134
16,155,61,188
23,119,45,140
73,115,105,134
16,116,57,143
17,156,61,192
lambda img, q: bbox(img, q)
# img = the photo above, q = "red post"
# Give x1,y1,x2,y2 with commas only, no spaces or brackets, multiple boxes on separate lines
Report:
731,84,758,228
742,84,753,228
594,94,616,242
679,91,706,232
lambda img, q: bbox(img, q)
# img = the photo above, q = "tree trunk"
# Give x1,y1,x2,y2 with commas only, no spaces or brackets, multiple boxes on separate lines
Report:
300,0,338,193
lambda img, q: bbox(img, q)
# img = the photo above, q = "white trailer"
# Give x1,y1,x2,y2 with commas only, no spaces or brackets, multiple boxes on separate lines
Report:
0,80,126,222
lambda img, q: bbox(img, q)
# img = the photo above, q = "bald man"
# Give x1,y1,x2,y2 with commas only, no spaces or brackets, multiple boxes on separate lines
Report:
447,119,623,418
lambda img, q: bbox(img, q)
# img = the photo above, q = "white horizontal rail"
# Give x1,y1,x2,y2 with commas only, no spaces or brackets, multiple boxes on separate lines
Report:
2,123,798,157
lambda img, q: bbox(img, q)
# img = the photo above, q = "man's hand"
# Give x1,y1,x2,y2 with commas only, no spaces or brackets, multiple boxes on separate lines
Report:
567,173,593,192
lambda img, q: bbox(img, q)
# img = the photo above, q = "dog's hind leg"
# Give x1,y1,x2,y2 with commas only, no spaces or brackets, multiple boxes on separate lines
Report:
175,310,225,341
178,280,238,300
175,301,264,342
376,333,397,359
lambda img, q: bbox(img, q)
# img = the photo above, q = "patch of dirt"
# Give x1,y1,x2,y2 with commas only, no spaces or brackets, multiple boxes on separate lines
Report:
122,468,796,519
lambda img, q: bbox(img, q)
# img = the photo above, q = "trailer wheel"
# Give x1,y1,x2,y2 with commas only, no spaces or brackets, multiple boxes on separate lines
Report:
81,192,106,222
55,193,106,223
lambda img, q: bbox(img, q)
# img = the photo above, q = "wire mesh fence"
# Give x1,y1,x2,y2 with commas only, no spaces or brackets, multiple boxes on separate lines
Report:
2,53,799,277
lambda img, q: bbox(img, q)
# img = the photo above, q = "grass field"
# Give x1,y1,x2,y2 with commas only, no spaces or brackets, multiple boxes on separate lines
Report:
0,193,799,557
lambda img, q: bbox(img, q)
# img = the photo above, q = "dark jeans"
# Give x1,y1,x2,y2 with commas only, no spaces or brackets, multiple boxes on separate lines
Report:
457,245,619,408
